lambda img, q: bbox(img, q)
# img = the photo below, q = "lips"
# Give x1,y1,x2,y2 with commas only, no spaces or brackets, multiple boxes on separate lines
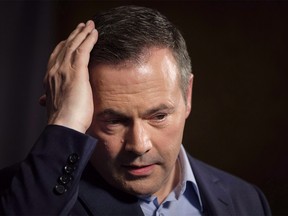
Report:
123,164,155,176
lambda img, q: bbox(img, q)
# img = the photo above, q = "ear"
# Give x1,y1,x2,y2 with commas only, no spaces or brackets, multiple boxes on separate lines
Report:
185,74,193,118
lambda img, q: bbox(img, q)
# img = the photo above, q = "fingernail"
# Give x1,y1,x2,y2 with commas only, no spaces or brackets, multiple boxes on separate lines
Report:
86,20,92,25
78,23,85,28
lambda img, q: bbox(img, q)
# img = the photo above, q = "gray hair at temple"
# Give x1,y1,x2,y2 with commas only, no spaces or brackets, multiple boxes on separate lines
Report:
90,5,192,102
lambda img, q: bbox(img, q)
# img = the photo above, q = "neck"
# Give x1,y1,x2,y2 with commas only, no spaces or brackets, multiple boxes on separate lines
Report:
154,158,181,204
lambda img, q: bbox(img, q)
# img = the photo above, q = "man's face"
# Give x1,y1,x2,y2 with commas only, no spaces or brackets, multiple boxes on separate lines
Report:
88,47,192,200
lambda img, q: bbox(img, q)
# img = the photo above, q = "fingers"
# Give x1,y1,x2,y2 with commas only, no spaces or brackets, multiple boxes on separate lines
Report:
62,21,97,70
40,20,97,132
42,20,98,111
65,20,95,53
73,28,98,67
49,20,97,73
46,22,86,72
46,40,65,80
44,20,97,84
66,22,85,43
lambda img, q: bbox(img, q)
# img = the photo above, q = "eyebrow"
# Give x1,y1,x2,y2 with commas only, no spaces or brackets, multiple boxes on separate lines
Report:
96,109,127,119
96,104,175,119
143,104,175,116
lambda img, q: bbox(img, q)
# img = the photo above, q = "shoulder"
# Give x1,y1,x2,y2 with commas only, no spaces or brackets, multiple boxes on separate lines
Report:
187,154,271,215
188,154,256,189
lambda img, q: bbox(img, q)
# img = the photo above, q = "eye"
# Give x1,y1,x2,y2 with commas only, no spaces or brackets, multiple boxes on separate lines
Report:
152,113,167,121
104,118,122,125
104,117,130,126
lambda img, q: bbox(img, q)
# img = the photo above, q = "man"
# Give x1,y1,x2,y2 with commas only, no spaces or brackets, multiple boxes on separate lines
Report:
0,5,271,215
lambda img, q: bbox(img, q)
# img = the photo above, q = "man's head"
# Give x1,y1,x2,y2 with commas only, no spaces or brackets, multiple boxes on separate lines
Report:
88,5,193,202
89,5,192,102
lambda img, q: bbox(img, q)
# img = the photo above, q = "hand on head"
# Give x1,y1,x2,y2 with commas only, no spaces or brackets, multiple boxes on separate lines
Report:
39,20,98,133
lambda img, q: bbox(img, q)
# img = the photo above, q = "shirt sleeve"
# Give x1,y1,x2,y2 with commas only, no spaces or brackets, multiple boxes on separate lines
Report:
0,125,97,215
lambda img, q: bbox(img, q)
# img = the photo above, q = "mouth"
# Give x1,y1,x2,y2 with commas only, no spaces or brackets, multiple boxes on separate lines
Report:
122,164,155,176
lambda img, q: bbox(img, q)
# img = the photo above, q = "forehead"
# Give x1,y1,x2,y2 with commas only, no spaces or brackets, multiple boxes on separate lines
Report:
89,48,179,89
89,48,184,115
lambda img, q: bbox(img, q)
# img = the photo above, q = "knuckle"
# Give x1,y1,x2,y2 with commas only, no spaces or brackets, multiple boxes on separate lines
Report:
58,65,68,75
57,40,66,48
47,59,55,70
75,46,85,55
52,40,65,54
48,63,59,75
66,41,76,51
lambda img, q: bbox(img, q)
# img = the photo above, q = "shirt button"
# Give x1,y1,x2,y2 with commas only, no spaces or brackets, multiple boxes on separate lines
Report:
68,153,80,164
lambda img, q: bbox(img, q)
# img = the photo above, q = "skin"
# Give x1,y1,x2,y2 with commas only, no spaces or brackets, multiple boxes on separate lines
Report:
42,21,193,204
88,48,193,203
41,20,97,133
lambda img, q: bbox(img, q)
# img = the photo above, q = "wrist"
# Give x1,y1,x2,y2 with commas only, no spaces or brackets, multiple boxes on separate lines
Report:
48,117,89,134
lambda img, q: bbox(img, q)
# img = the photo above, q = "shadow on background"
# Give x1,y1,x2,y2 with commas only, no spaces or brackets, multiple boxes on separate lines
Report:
0,1,287,214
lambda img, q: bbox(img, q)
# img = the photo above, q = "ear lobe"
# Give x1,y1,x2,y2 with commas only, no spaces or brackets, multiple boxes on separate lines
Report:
185,74,193,118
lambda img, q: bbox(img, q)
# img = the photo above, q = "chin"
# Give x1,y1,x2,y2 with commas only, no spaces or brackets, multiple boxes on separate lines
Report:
100,169,161,197
117,177,160,197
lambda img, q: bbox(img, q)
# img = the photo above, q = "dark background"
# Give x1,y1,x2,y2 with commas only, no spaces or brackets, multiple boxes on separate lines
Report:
0,1,287,214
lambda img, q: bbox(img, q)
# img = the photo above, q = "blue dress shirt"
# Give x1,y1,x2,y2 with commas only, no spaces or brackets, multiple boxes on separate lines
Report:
138,145,203,216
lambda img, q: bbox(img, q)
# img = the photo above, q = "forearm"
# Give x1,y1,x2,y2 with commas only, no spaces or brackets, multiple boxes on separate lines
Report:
0,125,97,215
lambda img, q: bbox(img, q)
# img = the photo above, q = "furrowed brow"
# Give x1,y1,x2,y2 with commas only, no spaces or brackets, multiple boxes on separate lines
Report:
96,109,128,119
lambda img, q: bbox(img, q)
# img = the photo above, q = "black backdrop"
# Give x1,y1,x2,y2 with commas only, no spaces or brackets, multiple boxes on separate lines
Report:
0,1,287,214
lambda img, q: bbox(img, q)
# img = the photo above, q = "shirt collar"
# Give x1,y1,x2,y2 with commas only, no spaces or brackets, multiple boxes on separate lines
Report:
177,145,203,209
138,145,203,210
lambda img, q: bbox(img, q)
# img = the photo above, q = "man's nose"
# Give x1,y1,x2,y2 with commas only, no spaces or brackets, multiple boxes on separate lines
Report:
124,121,152,155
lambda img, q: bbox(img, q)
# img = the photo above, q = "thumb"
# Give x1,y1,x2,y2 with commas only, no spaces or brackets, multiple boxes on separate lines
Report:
39,94,47,106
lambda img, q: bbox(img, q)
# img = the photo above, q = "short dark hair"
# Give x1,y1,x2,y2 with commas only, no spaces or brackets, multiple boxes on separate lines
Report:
90,5,192,100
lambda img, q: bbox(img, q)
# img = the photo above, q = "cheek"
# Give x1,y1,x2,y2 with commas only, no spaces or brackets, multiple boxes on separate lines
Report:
96,134,124,160
89,126,124,161
166,112,186,141
152,115,186,159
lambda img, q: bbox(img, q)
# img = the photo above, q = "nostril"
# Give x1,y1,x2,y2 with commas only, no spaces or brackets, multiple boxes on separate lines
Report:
124,141,151,156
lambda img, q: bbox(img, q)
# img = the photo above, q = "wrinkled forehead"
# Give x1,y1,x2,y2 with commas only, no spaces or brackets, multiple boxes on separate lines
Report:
89,47,180,84
88,48,184,116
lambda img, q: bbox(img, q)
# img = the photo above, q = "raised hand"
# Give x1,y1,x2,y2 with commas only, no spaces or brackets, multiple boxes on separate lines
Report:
40,20,98,133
